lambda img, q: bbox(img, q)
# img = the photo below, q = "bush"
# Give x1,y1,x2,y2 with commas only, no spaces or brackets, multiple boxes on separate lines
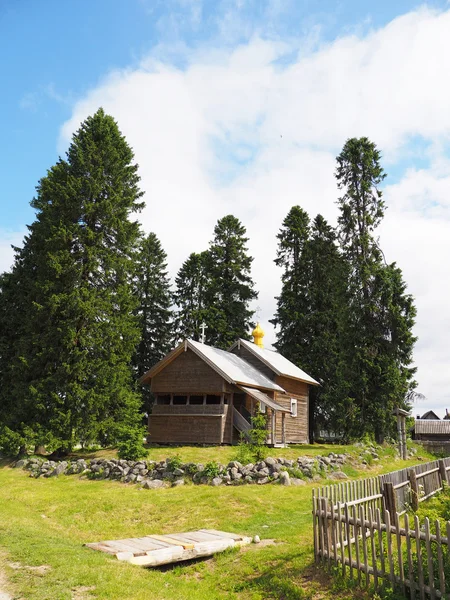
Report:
116,426,148,461
203,461,221,479
167,454,183,471
0,427,25,457
232,407,268,463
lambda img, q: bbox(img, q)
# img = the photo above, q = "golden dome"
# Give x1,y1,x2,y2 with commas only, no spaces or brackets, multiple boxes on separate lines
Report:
252,323,265,348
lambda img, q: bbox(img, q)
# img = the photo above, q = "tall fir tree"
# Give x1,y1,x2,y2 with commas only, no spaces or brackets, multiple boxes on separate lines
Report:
304,215,349,440
133,232,172,413
173,251,211,343
206,215,258,349
336,137,417,442
1,108,145,453
271,208,349,440
271,206,312,364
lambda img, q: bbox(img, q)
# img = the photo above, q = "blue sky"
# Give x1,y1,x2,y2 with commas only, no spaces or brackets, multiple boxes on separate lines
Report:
1,0,446,230
2,0,450,415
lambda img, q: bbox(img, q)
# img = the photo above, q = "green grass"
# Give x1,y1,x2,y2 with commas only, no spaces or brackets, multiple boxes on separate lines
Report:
0,443,433,600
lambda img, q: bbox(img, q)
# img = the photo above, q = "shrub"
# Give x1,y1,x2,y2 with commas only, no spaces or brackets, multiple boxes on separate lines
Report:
202,461,221,479
0,427,25,457
116,426,148,461
167,454,183,471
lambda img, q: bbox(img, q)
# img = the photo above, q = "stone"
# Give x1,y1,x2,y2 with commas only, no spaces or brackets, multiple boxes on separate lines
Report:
258,467,270,477
227,461,242,469
211,477,222,486
291,478,306,486
173,479,185,487
14,459,27,468
257,477,269,485
172,468,185,476
253,535,261,543
143,479,165,489
264,457,277,467
329,471,348,480
279,471,290,486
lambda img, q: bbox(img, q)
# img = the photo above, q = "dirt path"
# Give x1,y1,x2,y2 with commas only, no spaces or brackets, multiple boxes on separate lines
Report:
0,568,12,600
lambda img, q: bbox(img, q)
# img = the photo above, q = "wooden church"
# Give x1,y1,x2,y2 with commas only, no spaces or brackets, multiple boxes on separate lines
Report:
139,325,319,446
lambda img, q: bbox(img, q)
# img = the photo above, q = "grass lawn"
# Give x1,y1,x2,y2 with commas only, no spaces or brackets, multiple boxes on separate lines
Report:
0,443,434,600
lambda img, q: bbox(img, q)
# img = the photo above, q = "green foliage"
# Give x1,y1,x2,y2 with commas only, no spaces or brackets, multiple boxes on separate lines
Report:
205,215,258,349
0,109,145,451
336,137,417,442
133,232,173,412
202,461,221,478
0,426,24,457
116,426,148,461
233,408,268,463
166,454,183,471
173,251,211,343
271,208,349,440
173,215,258,348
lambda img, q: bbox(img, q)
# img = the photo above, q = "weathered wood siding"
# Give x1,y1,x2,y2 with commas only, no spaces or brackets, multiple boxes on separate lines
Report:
151,348,225,394
229,345,275,381
275,376,309,444
148,415,224,444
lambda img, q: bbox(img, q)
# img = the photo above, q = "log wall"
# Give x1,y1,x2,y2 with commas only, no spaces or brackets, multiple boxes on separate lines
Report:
151,348,225,394
148,414,225,444
275,376,309,444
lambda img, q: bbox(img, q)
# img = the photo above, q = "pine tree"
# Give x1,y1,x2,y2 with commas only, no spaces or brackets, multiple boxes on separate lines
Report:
271,208,350,440
3,108,145,453
206,215,258,349
305,215,350,440
271,206,311,365
133,232,172,413
336,137,417,442
173,251,211,343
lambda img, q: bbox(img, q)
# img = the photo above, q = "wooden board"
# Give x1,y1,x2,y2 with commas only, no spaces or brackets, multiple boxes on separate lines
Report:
86,529,253,567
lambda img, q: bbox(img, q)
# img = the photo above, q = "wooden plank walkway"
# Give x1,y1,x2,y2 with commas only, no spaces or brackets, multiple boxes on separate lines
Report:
86,529,253,567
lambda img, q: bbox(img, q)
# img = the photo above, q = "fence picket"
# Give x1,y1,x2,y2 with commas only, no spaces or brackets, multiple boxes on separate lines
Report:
352,504,361,585
435,520,445,600
376,508,386,580
359,504,369,587
368,507,378,591
344,503,353,579
424,518,436,599
337,501,345,576
414,515,425,600
404,513,415,600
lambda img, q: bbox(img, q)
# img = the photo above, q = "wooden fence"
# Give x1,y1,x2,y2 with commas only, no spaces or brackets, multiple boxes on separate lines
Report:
313,458,450,598
380,457,450,515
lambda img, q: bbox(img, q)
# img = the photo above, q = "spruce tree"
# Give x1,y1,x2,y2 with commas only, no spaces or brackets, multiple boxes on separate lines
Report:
173,251,211,343
133,232,172,412
206,215,258,349
4,108,145,452
336,137,417,442
271,206,312,365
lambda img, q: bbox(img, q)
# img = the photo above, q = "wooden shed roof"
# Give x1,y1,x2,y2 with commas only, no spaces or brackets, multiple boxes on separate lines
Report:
238,386,291,413
415,420,450,435
140,339,285,393
230,339,320,386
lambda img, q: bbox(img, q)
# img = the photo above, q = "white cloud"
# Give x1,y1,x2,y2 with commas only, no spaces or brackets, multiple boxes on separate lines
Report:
54,6,450,417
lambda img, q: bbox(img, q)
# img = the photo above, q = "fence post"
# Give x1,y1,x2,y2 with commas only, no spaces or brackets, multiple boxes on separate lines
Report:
408,469,419,511
383,482,398,527
438,459,448,486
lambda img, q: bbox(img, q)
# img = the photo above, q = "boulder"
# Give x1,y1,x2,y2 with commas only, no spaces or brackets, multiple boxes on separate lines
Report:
279,471,291,486
329,471,348,480
143,479,165,489
291,478,306,486
211,477,222,486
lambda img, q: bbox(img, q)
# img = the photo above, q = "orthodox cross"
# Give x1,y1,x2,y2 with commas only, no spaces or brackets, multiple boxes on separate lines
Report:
255,306,262,322
200,321,207,344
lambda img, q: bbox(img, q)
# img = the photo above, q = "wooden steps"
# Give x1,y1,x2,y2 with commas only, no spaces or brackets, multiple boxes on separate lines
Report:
86,529,253,567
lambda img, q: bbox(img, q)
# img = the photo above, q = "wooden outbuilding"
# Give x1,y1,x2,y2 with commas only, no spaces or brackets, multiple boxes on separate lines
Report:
412,419,450,442
139,326,319,446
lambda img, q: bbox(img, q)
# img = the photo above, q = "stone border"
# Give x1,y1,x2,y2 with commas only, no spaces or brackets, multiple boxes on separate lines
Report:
13,453,350,488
